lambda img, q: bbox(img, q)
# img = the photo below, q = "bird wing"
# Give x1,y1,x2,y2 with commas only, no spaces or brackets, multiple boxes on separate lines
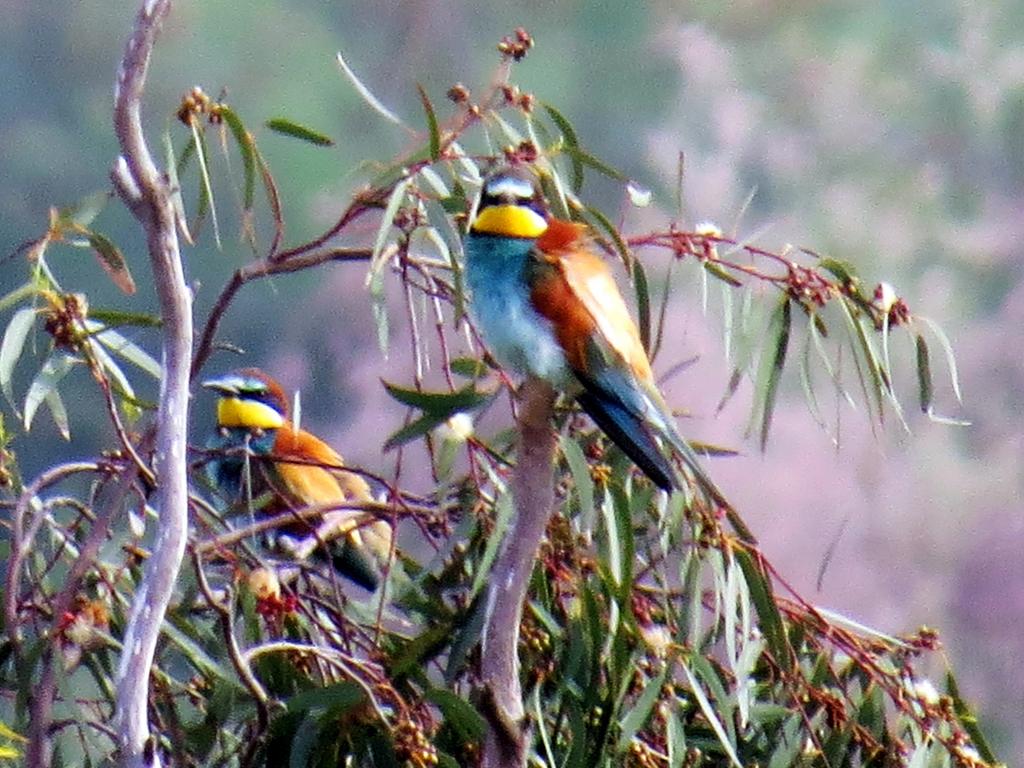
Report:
530,219,737,508
534,219,653,384
272,425,393,563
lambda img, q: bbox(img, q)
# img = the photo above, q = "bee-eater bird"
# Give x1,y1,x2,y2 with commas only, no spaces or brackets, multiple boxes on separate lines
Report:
463,165,728,505
202,368,392,590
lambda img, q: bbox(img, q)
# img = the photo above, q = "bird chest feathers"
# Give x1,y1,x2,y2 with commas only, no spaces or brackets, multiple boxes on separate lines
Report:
464,234,572,385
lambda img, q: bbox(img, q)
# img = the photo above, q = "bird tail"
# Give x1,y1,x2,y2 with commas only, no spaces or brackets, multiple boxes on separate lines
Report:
327,536,381,591
576,388,679,492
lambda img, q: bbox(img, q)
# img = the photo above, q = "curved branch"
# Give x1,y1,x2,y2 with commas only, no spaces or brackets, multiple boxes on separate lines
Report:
110,2,193,767
190,247,371,379
481,377,557,768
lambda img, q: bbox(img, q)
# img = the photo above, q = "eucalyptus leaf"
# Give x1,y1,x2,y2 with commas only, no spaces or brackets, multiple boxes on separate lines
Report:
265,117,335,148
1,308,37,408
24,354,76,435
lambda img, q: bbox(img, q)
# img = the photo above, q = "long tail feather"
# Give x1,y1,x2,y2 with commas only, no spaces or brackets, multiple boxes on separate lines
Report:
576,389,678,492
327,536,381,591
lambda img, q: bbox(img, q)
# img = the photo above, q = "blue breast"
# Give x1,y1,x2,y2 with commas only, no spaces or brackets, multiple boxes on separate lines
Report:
464,234,570,385
204,427,276,503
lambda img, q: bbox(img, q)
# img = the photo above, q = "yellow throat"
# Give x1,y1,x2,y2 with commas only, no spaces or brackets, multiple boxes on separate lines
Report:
216,397,285,430
472,204,548,238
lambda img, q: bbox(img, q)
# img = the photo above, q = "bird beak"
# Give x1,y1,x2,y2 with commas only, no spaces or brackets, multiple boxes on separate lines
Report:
201,375,243,395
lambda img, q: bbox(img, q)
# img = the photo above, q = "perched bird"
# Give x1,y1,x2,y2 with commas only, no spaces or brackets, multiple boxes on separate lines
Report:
463,165,728,505
202,368,392,590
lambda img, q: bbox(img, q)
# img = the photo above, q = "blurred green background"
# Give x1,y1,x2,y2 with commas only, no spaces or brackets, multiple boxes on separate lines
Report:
2,0,1022,759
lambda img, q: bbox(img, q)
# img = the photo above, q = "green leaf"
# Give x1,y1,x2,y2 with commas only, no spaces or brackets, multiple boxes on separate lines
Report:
286,681,364,714
734,547,792,668
559,434,595,524
265,117,335,148
634,258,652,354
752,296,791,450
24,354,76,437
288,714,319,768
382,381,493,415
818,257,857,284
560,145,628,182
542,103,583,192
84,230,136,295
616,667,667,753
916,315,964,403
190,120,222,250
946,670,998,763
219,106,257,210
162,131,192,244
680,658,742,768
582,204,632,272
425,688,486,742
838,296,886,424
703,260,742,287
1,308,37,408
55,190,111,230
382,412,446,451
915,334,932,414
415,84,440,161
448,356,488,379
87,309,161,329
87,322,162,379
470,491,513,599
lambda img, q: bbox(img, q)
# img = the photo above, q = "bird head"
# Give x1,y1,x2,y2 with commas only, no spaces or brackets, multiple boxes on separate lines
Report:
470,165,549,238
202,368,288,431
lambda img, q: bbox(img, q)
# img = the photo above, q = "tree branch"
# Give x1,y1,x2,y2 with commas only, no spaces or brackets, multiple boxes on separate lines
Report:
481,376,557,768
110,1,193,766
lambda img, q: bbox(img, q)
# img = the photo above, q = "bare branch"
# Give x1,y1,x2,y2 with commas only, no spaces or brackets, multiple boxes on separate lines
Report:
481,377,557,768
110,1,194,766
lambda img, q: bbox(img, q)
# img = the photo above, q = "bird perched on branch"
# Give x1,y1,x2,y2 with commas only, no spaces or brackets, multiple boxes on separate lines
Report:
202,368,392,590
463,165,729,506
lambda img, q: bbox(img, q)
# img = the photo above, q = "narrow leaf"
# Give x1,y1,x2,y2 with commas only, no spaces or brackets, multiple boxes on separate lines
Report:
382,381,493,414
415,84,440,161
88,322,162,378
915,334,932,414
367,178,412,284
1,308,37,407
946,670,998,763
425,688,486,742
470,491,514,598
542,103,583,192
583,204,632,272
382,412,447,451
617,667,668,752
190,120,222,249
917,315,964,403
218,107,257,209
265,117,335,147
286,681,364,713
634,258,651,354
162,131,193,245
85,231,136,294
43,386,70,440
680,660,742,768
24,354,75,435
735,548,792,668
559,434,594,523
754,296,791,450
56,190,111,230
336,50,404,125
